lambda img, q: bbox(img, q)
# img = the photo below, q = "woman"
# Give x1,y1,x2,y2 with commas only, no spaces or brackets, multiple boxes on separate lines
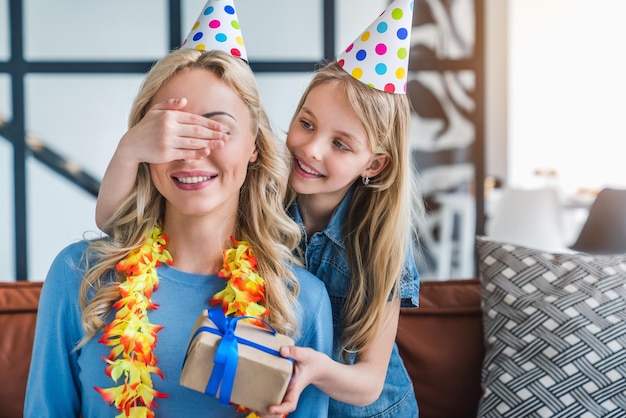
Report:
24,49,332,418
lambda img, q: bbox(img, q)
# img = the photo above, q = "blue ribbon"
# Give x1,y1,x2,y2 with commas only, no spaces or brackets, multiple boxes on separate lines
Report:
184,308,291,406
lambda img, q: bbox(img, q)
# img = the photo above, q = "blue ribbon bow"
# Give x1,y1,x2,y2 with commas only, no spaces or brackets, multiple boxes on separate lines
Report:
186,307,291,406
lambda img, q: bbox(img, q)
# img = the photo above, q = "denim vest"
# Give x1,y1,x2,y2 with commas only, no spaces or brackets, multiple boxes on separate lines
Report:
289,188,420,418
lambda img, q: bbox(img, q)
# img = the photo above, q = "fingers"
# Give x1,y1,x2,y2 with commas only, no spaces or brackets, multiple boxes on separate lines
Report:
179,148,211,162
149,97,229,144
123,97,232,164
266,389,299,415
266,346,311,415
256,412,288,418
149,97,187,111
148,102,229,158
175,135,226,161
181,123,229,145
160,103,229,146
280,345,312,362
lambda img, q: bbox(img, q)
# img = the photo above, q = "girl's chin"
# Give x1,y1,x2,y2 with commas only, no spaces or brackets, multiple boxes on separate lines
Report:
289,178,311,194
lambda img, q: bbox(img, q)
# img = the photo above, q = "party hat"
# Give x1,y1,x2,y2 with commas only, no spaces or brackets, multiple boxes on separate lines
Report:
337,0,413,94
181,0,247,61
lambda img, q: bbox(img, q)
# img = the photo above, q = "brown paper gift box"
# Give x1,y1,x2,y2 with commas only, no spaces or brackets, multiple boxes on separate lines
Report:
180,308,294,413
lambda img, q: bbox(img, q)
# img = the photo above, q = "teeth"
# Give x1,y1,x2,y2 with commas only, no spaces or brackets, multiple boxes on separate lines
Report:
298,160,321,176
176,176,211,184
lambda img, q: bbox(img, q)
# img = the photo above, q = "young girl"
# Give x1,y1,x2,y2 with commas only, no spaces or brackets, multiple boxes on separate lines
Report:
25,48,332,418
271,56,421,416
95,1,422,416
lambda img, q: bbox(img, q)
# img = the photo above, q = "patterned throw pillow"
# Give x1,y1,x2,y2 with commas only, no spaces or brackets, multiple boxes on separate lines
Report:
476,237,626,417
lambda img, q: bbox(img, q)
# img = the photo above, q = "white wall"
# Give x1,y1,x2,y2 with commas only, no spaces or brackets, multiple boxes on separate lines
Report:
507,0,626,195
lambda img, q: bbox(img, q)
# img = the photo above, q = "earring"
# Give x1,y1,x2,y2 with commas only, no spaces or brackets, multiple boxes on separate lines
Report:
361,176,370,186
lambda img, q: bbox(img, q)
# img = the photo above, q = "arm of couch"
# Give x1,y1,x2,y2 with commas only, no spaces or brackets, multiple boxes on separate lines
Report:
0,281,43,418
396,278,484,418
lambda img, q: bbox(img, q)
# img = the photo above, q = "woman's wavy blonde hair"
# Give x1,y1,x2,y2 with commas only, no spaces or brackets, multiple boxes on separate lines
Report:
78,49,303,346
288,61,424,361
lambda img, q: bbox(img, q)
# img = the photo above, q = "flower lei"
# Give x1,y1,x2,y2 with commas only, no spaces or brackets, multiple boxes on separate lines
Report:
96,228,267,418
211,236,268,416
95,225,172,418
211,236,269,325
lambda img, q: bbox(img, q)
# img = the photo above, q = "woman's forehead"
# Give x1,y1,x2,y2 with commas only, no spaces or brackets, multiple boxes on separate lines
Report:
154,68,250,120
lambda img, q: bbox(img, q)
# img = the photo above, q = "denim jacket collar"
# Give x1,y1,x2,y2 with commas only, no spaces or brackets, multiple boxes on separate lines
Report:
291,186,355,250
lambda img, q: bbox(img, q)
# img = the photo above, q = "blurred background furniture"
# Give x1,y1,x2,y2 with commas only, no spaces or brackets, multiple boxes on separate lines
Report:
484,187,569,252
421,191,476,280
569,187,626,254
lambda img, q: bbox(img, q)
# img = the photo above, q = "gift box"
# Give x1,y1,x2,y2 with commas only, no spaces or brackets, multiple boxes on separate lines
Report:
180,308,294,413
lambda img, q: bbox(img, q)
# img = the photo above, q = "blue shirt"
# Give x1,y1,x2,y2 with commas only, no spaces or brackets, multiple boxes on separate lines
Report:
25,240,333,418
289,188,420,418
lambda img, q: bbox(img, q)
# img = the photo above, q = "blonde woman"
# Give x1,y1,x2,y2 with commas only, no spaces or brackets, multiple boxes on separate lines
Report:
25,49,332,418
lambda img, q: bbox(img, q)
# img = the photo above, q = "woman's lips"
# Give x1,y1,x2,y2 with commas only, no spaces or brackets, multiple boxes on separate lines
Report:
171,170,217,190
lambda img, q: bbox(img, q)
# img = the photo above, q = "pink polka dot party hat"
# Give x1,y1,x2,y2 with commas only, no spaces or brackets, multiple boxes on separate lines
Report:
337,0,413,94
181,0,247,61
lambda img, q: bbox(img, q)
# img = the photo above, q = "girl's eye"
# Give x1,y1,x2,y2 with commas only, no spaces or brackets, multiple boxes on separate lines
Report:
300,119,313,130
332,139,349,151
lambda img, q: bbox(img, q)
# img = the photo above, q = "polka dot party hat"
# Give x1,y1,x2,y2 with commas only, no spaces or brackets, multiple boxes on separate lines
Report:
337,0,413,94
181,0,247,61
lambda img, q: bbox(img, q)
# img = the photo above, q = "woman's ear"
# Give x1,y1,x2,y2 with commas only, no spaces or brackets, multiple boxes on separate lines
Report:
362,154,390,179
249,146,259,164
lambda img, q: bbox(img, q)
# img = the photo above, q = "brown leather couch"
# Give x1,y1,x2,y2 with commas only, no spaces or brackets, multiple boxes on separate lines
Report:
0,282,42,418
1,278,484,418
397,278,484,418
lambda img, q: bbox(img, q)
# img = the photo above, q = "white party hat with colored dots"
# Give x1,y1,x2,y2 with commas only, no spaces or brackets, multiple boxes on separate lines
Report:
181,0,247,61
337,0,413,94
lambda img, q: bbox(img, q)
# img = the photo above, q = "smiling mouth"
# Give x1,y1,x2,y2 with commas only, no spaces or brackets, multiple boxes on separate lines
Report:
295,158,323,177
174,176,215,184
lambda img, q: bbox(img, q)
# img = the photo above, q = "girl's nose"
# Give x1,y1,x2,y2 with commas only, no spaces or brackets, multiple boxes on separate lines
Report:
301,136,323,160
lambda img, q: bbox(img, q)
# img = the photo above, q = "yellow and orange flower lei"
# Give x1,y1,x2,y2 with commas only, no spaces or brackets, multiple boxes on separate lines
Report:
95,225,172,418
96,227,267,418
211,236,269,326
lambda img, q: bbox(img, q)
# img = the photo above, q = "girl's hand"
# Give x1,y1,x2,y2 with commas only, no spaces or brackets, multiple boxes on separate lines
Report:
118,97,229,165
266,345,327,415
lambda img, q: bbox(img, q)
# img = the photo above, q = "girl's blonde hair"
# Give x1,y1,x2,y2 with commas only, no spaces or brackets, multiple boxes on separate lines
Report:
290,61,424,361
79,49,302,346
